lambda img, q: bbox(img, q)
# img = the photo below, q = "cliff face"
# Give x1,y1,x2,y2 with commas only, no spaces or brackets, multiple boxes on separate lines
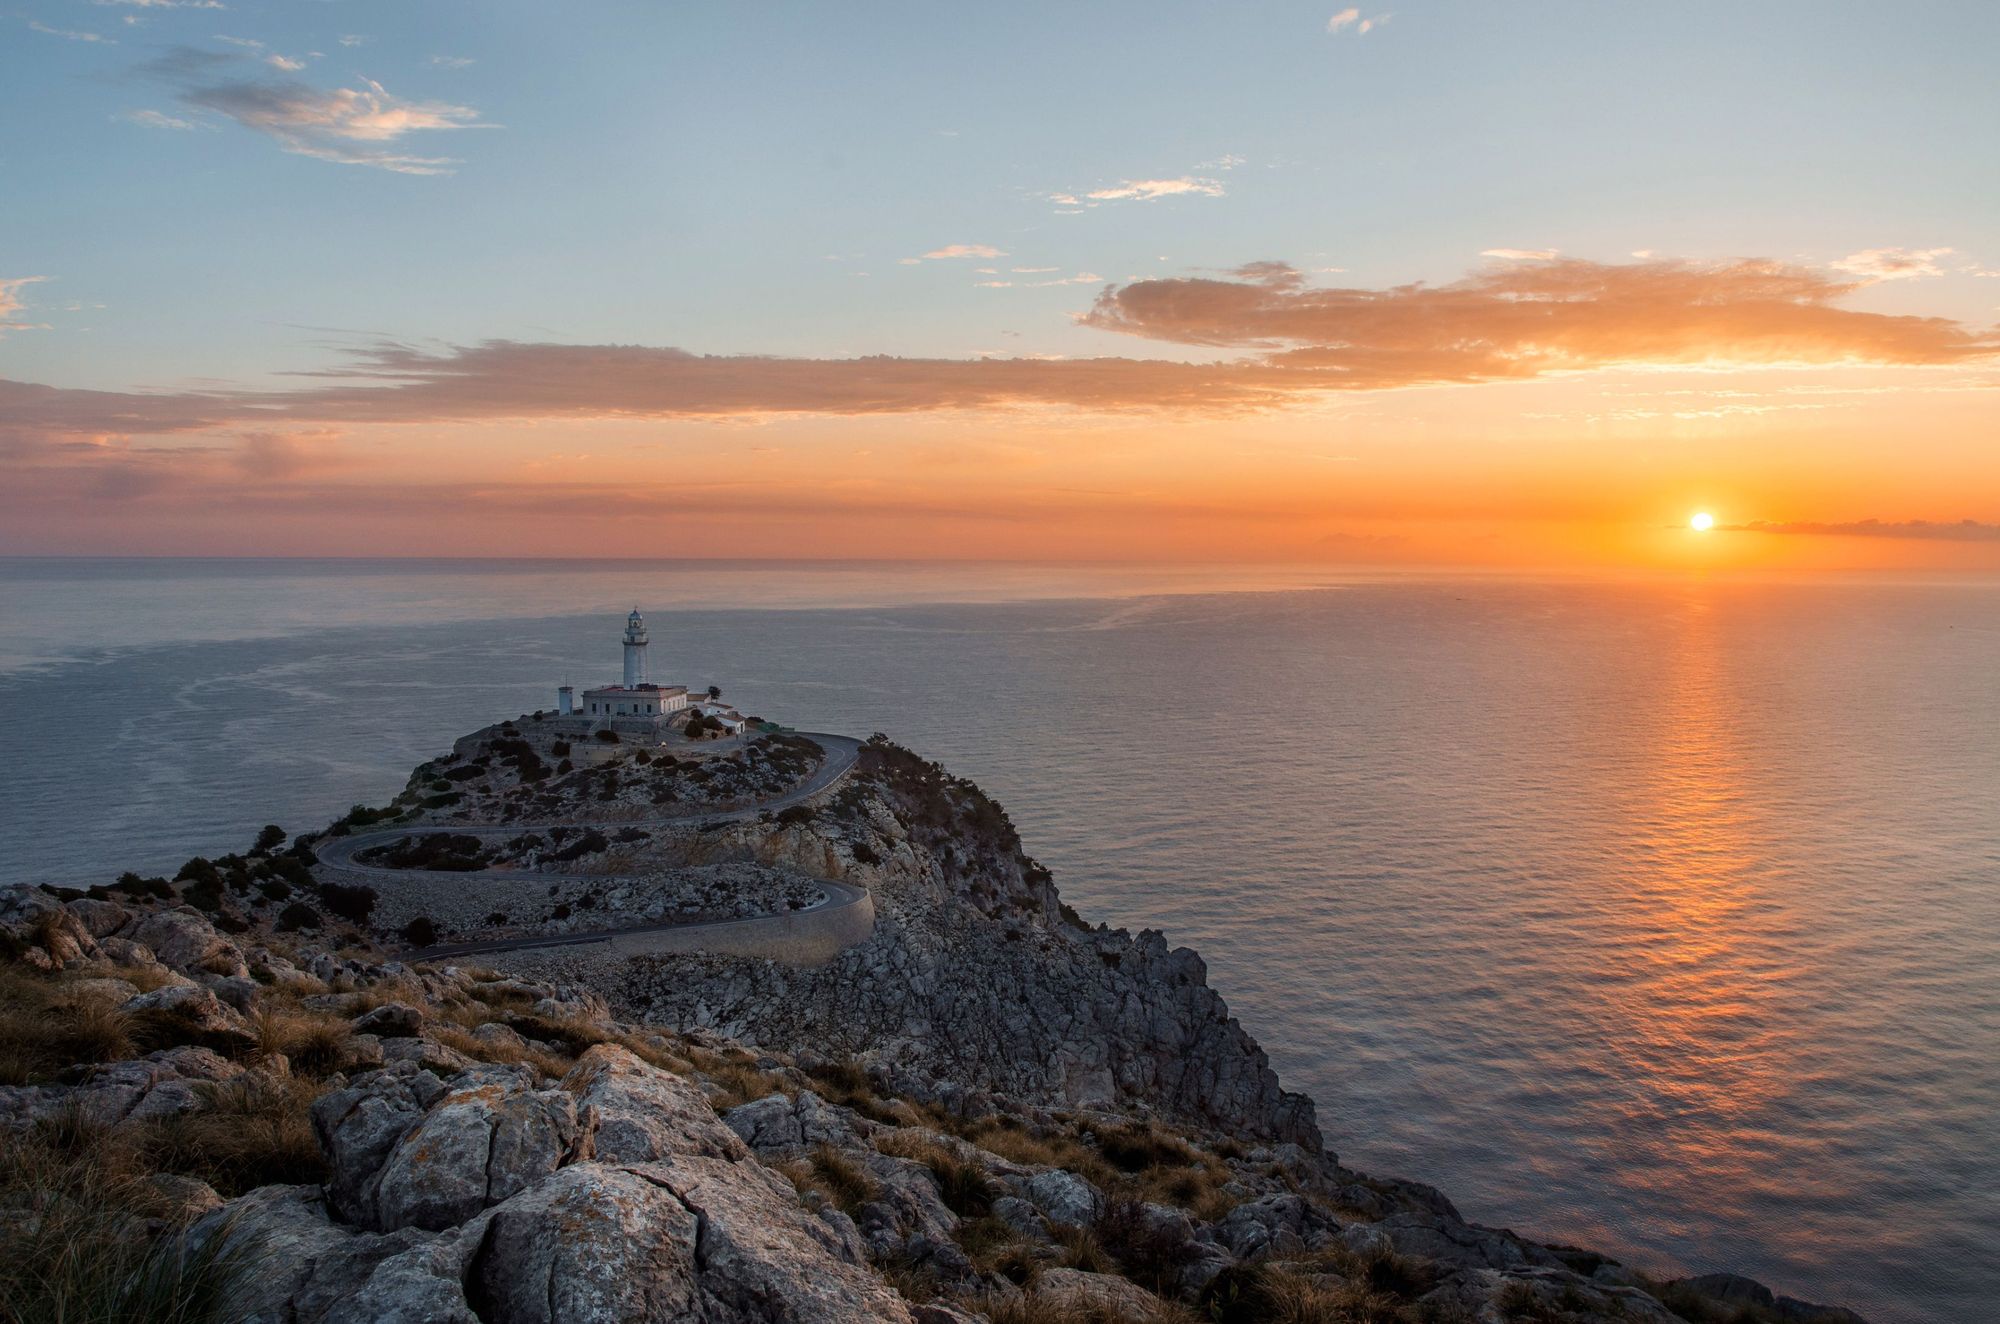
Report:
568,740,1321,1152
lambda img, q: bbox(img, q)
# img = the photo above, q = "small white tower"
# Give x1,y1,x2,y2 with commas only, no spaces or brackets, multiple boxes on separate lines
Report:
557,683,575,716
622,608,648,688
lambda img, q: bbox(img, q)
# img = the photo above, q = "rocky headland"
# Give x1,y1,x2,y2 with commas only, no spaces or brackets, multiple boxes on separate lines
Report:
0,726,1869,1324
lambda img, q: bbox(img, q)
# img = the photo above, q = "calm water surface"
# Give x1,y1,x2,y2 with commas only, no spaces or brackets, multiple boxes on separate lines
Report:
1,559,1994,1323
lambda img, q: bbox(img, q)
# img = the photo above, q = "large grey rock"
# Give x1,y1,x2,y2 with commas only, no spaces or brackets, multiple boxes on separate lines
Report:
370,1065,586,1231
723,1088,860,1159
1215,1191,1339,1259
190,1185,435,1324
1024,1167,1103,1228
311,1060,451,1226
129,909,244,976
1379,1210,1560,1271
566,1043,746,1162
466,1160,916,1323
66,896,131,938
612,772,1324,1152
0,1046,241,1130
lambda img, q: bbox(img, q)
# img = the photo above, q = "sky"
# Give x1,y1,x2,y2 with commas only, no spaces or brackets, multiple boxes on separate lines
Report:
3,0,1998,570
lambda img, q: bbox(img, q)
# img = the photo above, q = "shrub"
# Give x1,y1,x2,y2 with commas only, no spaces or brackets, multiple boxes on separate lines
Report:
251,825,287,854
550,740,571,757
315,883,377,924
402,917,438,947
594,729,620,744
775,804,813,827
276,902,321,932
112,873,175,901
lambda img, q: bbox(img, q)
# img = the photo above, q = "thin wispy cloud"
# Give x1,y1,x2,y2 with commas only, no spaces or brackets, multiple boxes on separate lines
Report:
265,54,307,72
1083,177,1224,203
139,47,495,174
901,244,1008,264
0,277,52,335
1831,246,1954,283
1482,247,1560,261
430,55,475,69
1327,8,1391,35
93,0,224,9
1721,519,2000,541
119,108,201,130
338,35,368,48
29,20,114,42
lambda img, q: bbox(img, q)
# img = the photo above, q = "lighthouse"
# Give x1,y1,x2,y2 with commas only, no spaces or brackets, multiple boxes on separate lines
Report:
567,610,689,722
622,608,648,688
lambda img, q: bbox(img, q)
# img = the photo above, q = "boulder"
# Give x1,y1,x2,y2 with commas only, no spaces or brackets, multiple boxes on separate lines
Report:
190,1185,435,1324
119,983,257,1050
566,1043,747,1163
353,1003,425,1038
1215,1192,1338,1259
0,1046,242,1130
1024,1167,1104,1228
465,1160,917,1323
66,897,131,938
370,1066,587,1231
723,1088,860,1159
130,909,244,977
311,1060,452,1225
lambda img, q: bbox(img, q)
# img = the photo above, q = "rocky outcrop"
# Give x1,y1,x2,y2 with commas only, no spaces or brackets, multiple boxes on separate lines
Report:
203,1043,918,1323
537,742,1323,1152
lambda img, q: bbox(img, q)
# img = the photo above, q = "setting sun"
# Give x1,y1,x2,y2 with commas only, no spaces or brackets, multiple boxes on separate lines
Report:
1690,512,1716,532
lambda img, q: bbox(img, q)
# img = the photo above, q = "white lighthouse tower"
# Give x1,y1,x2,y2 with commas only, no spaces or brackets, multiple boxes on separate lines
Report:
621,608,649,689
569,609,687,722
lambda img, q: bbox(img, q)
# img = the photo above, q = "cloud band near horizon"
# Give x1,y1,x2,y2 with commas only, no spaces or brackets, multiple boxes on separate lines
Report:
3,256,1995,443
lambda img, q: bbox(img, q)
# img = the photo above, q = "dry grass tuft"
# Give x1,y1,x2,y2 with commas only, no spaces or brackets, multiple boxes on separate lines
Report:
0,967,136,1085
142,1074,328,1197
784,1144,879,1218
251,1009,353,1079
0,1117,261,1324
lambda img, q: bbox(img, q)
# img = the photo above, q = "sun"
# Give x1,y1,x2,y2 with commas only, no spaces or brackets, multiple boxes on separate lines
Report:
1689,511,1715,532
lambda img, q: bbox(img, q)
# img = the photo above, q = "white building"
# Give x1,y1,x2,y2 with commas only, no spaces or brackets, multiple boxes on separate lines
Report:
559,609,690,720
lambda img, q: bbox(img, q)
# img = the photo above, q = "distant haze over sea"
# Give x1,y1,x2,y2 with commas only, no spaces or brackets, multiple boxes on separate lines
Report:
2,558,1994,1323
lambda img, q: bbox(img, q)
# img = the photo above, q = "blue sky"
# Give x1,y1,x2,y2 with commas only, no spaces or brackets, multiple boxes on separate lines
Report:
7,0,1995,388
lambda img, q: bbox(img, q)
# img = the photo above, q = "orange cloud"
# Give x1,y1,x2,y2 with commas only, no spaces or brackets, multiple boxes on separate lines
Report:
4,257,1994,447
1080,256,1998,382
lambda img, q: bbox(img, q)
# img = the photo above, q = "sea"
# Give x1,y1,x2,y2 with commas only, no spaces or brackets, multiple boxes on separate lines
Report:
1,557,1993,1323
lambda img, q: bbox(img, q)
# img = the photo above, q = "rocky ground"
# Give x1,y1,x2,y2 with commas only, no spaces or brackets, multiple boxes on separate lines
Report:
0,735,1872,1324
397,725,826,826
354,852,827,943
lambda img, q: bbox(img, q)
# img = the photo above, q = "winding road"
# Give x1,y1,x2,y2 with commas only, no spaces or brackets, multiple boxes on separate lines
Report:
314,733,868,962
